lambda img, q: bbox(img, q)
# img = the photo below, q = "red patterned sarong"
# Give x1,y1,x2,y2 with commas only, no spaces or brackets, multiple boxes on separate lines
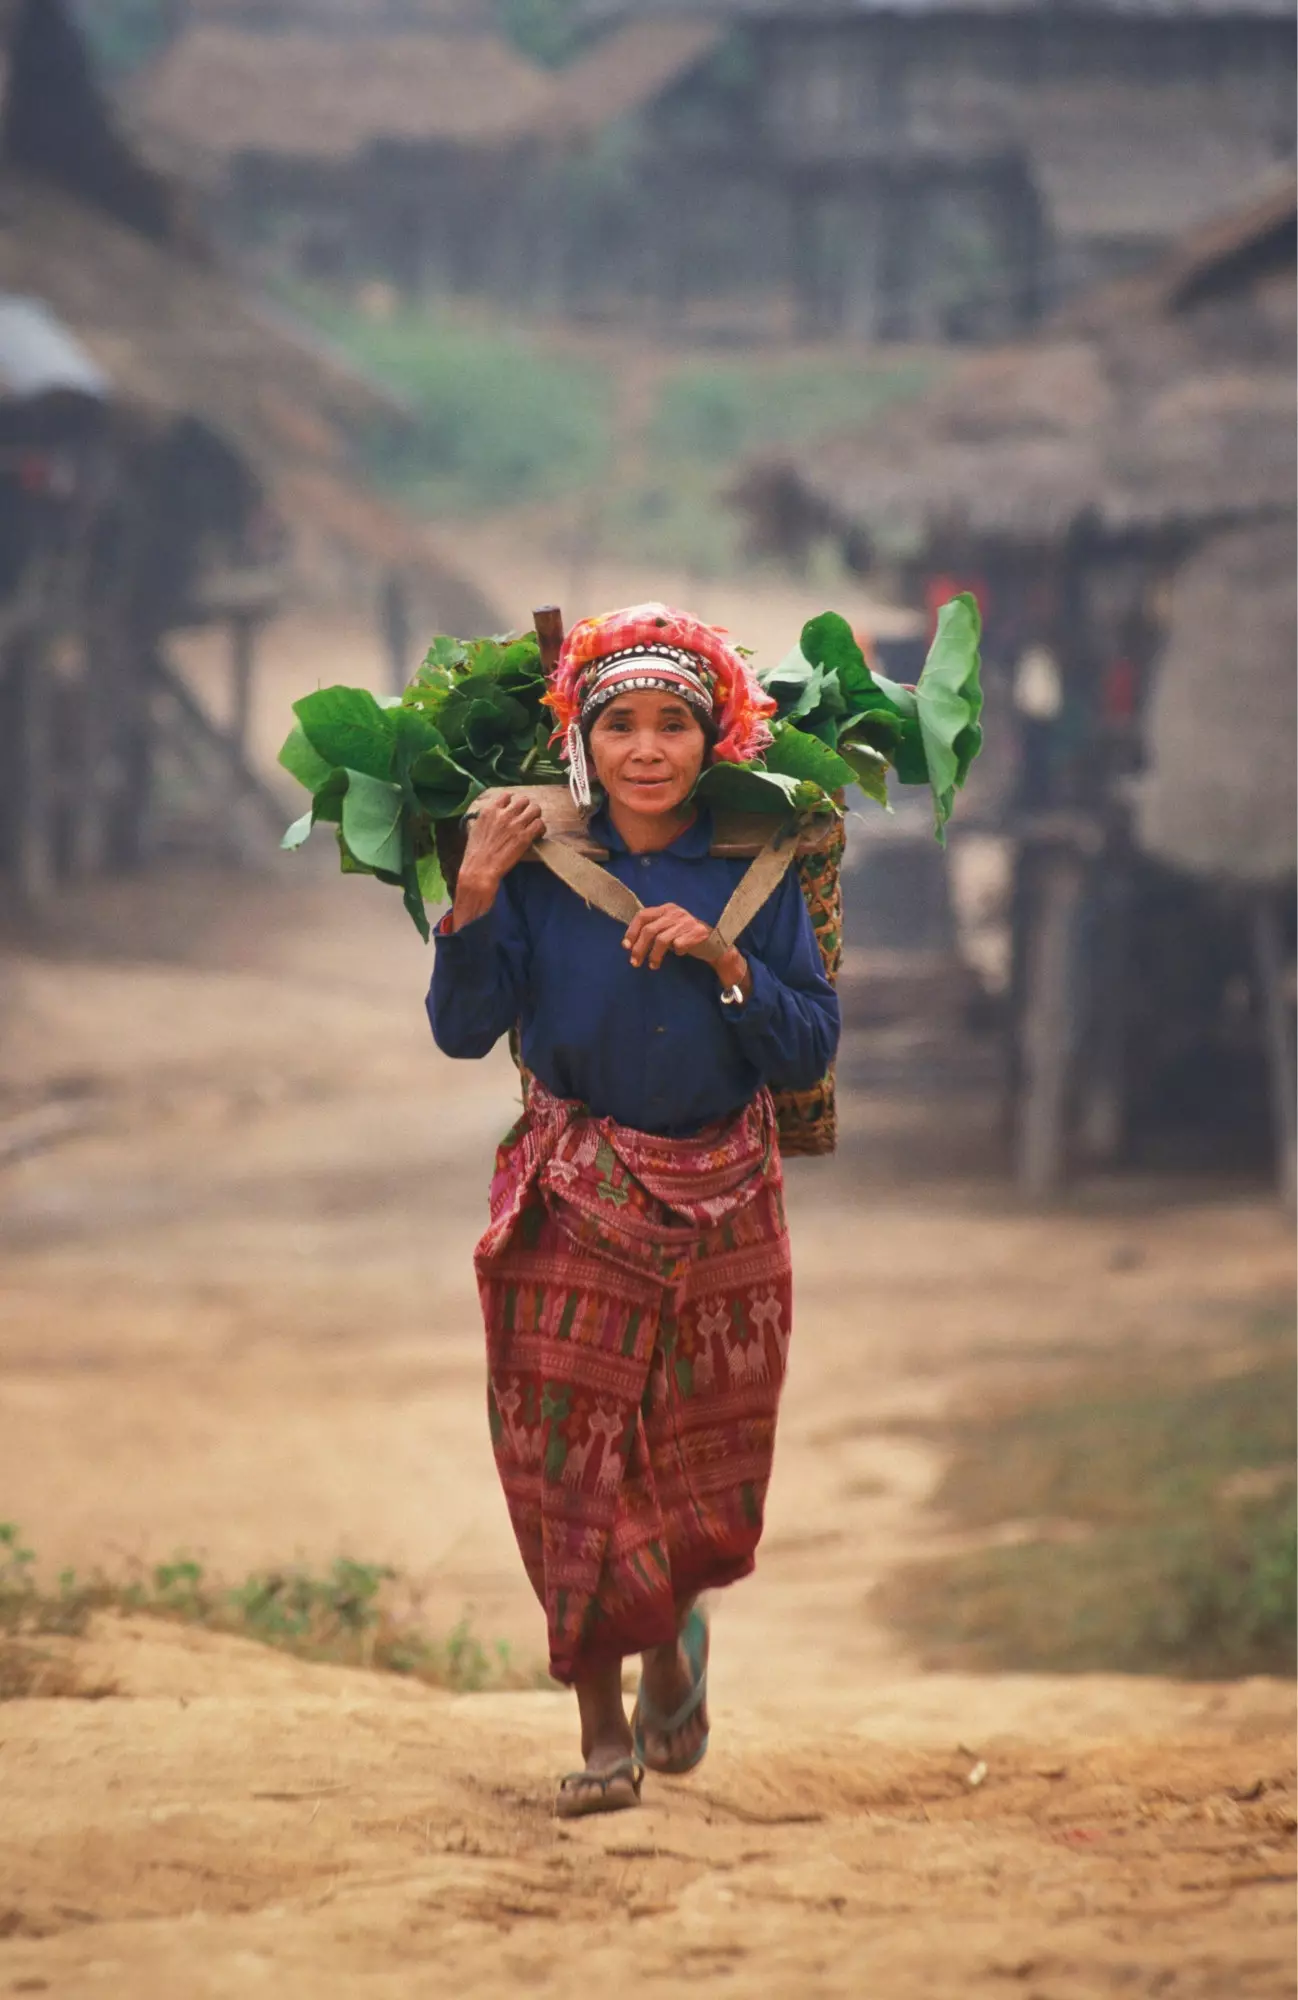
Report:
474,1080,791,1684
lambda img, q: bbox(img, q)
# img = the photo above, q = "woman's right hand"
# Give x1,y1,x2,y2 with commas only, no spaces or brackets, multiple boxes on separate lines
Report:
451,792,545,929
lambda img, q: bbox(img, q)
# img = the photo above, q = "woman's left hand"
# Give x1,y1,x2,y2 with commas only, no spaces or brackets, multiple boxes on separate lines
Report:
623,905,752,998
624,903,713,969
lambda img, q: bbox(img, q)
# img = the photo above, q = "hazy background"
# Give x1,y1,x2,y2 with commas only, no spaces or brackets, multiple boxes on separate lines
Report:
0,0,1294,1907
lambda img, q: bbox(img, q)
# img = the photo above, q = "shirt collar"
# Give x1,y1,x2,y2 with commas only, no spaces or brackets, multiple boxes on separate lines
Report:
590,804,713,859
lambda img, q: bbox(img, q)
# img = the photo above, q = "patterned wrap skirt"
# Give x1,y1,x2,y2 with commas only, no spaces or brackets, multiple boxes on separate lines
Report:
474,1078,792,1684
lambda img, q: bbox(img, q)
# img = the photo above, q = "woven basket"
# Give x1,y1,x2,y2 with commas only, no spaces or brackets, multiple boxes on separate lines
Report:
772,817,844,1158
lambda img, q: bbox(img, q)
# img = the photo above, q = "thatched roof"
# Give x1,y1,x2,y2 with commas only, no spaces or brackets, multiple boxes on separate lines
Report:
1135,519,1297,886
134,17,723,174
548,21,722,138
0,172,495,619
740,175,1296,559
133,26,552,172
182,1,494,25
1015,81,1288,245
585,0,1296,18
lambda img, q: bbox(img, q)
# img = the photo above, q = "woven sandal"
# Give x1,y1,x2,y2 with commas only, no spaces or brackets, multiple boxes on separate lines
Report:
633,1605,710,1776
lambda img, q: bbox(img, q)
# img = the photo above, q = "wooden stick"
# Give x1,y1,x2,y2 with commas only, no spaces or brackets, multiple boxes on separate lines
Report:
1251,889,1296,1205
533,605,564,678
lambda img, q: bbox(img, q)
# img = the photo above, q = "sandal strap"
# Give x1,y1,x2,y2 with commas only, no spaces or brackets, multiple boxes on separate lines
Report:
636,1606,709,1735
558,1756,644,1796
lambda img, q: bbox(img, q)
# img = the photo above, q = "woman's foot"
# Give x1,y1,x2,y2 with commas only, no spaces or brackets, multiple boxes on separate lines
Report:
555,1751,643,1819
558,1665,642,1818
635,1606,710,1775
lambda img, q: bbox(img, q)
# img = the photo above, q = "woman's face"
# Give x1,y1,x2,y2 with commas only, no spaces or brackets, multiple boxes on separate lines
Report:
588,691,708,818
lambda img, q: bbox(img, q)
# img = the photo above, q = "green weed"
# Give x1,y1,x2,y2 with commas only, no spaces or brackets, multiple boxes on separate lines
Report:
880,1313,1297,1679
0,1525,537,1697
270,290,936,573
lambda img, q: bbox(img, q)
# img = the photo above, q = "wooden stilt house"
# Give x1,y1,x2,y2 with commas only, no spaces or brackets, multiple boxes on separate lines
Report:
0,0,498,910
735,177,1297,1194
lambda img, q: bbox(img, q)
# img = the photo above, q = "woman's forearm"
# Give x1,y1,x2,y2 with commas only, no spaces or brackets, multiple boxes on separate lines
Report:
450,866,500,932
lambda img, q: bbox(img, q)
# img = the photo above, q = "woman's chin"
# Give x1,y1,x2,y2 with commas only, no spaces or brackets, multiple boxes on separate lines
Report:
613,785,690,816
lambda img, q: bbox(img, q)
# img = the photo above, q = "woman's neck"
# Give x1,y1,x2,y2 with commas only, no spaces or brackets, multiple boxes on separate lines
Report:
606,801,696,855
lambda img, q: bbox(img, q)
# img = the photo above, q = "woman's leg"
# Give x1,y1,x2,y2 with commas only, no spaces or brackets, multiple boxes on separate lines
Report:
638,1596,708,1770
575,1661,634,1771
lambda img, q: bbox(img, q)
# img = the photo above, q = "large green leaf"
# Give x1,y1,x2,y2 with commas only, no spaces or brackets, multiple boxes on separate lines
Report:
423,635,468,673
309,767,349,825
838,741,892,810
340,769,404,874
280,808,314,851
294,686,396,783
391,706,448,810
798,611,903,720
410,744,482,818
764,722,857,794
278,722,333,793
914,593,984,840
760,646,849,745
694,762,803,815
401,853,431,944
416,850,448,906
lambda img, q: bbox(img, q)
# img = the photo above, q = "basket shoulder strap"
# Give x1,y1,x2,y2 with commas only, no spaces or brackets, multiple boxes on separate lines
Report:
529,822,797,966
703,825,799,961
530,836,644,925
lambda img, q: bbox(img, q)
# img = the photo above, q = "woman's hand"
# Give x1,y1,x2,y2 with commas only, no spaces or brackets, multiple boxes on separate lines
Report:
622,904,753,999
452,792,545,930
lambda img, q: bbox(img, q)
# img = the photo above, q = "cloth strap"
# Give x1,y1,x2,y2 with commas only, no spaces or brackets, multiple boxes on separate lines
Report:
531,821,800,968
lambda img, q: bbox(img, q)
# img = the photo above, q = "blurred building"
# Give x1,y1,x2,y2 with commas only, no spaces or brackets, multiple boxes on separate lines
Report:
134,0,1297,337
128,13,744,320
0,0,495,909
588,0,1296,338
736,176,1297,1192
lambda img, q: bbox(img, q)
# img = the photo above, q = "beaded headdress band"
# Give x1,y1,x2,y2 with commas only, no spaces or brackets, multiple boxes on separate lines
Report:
565,647,715,805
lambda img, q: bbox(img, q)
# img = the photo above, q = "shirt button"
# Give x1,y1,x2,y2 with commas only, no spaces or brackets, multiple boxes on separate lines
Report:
654,1026,665,1035
639,856,650,869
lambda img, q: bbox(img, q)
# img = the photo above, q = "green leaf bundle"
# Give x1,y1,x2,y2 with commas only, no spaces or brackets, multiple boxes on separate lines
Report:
277,599,983,938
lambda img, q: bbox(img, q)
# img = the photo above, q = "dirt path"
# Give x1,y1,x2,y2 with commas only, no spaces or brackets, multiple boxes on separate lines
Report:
1,850,1294,1996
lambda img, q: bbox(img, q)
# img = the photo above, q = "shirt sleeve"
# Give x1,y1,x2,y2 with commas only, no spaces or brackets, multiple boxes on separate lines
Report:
722,866,841,1089
426,873,531,1059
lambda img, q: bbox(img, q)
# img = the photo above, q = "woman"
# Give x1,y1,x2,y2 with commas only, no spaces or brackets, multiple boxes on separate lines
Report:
428,604,839,1818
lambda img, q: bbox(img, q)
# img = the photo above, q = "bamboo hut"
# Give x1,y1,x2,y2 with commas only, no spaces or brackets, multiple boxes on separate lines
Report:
588,0,1294,338
128,17,745,324
736,176,1297,1194
0,0,497,907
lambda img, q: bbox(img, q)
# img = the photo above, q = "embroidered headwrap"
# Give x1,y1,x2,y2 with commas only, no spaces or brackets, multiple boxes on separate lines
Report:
545,602,776,808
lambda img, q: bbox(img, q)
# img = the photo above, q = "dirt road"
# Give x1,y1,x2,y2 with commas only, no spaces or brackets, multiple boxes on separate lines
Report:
1,846,1294,1996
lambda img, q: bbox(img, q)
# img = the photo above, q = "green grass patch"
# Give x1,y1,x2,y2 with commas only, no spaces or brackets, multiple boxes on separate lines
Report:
0,1525,540,1697
647,354,935,465
881,1313,1296,1679
273,288,937,573
278,291,614,513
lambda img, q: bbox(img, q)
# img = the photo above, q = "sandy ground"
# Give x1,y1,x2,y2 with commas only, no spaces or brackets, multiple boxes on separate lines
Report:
0,606,1294,1994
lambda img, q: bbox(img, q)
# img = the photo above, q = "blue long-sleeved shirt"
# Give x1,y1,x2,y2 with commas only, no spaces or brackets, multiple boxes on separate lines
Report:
427,807,840,1136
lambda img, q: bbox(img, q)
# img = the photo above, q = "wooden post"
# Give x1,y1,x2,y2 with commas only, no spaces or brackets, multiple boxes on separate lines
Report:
1075,861,1129,1166
1016,845,1085,1199
16,639,55,907
533,605,564,678
229,613,255,761
380,570,411,697
1251,889,1296,1205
